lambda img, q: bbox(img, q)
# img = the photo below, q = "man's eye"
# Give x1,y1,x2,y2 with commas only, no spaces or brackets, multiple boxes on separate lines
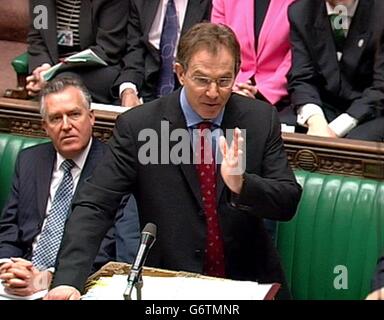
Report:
218,78,232,87
196,77,210,85
50,116,62,123
69,112,81,119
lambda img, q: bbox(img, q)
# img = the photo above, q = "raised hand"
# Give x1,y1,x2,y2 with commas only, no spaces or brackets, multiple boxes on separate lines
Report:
219,127,245,194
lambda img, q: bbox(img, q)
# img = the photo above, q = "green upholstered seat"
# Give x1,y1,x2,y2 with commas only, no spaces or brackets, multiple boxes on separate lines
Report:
0,133,48,214
277,170,384,300
11,52,28,75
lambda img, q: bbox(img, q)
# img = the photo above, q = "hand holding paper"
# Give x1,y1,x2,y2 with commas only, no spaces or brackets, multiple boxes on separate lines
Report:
42,49,108,81
26,63,51,96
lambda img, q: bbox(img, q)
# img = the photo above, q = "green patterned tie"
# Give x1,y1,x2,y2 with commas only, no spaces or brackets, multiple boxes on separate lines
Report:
329,14,347,52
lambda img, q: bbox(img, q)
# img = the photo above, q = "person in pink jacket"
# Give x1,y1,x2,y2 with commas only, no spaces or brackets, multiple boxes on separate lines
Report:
211,0,295,114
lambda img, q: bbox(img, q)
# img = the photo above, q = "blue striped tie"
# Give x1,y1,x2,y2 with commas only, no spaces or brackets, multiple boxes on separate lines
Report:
32,159,75,269
157,0,178,97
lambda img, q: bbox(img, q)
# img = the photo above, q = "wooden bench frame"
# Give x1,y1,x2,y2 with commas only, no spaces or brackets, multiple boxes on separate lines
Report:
1,97,383,180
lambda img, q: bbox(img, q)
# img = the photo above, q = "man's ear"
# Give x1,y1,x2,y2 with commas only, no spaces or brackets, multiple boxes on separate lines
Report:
174,63,186,86
89,109,95,126
41,119,48,134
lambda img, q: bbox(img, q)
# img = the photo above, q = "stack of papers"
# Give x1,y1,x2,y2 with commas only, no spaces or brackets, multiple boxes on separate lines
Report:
82,275,276,300
91,103,131,113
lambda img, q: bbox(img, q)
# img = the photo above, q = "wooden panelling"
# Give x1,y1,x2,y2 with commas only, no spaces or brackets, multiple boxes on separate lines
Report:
1,97,383,179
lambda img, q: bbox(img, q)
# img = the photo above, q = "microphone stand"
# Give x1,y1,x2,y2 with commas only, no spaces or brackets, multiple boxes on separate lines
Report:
123,269,143,300
123,222,157,300
136,275,143,300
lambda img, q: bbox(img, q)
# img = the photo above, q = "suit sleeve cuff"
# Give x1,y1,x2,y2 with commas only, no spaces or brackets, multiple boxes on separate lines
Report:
45,267,55,274
229,174,252,211
328,113,358,137
119,82,138,98
297,103,325,127
0,258,12,265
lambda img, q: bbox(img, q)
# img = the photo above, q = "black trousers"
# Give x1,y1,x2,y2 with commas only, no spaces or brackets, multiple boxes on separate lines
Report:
55,64,121,105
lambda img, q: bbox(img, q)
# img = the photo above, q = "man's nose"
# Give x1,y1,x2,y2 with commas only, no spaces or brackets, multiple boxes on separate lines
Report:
62,115,72,130
205,82,220,99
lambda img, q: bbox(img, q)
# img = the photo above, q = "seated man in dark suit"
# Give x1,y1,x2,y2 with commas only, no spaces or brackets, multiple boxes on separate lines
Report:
45,22,302,300
366,255,384,299
0,77,139,296
286,0,384,141
26,0,129,104
113,0,212,107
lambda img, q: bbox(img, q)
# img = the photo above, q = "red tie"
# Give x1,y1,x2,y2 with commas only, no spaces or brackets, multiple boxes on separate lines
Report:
196,122,226,278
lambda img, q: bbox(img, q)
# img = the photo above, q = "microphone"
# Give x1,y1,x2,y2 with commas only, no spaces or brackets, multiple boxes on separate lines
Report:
123,222,157,300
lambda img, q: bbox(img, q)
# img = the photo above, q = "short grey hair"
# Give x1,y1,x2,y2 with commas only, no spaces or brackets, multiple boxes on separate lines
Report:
39,76,92,117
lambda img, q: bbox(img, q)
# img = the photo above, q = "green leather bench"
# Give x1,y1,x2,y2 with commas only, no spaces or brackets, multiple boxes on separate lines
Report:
277,170,384,300
12,52,28,75
0,133,48,214
1,132,383,300
4,52,29,99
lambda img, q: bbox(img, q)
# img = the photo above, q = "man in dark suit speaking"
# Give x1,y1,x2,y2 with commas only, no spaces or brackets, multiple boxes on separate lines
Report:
0,77,131,296
287,0,384,141
45,23,302,300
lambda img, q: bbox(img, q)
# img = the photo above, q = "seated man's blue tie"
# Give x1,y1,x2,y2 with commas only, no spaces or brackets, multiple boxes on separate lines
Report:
32,159,75,269
157,0,178,97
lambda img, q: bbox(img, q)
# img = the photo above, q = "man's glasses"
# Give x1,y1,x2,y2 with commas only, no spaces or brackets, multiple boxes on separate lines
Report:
189,75,234,89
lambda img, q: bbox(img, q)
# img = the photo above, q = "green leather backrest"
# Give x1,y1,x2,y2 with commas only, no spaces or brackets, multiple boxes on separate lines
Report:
11,52,28,75
0,133,49,215
277,170,384,300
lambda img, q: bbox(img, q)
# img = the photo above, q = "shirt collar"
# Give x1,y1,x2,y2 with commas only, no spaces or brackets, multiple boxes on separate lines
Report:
326,0,359,17
179,87,224,129
56,137,93,171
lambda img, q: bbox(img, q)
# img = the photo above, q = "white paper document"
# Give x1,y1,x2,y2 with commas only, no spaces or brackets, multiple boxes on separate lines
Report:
90,103,132,113
42,49,108,81
82,275,276,300
0,282,47,300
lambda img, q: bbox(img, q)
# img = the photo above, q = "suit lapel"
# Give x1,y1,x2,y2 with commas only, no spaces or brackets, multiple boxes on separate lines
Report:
257,0,277,56
75,139,104,195
162,90,204,209
43,0,58,62
341,0,372,71
144,0,161,39
79,0,92,49
216,97,241,205
244,0,256,58
181,0,209,34
312,1,341,91
36,144,56,219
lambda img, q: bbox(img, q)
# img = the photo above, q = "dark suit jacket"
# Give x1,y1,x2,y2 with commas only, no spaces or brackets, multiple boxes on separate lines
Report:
52,90,302,295
112,0,212,101
0,139,116,272
373,255,384,291
288,0,384,122
28,0,129,72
